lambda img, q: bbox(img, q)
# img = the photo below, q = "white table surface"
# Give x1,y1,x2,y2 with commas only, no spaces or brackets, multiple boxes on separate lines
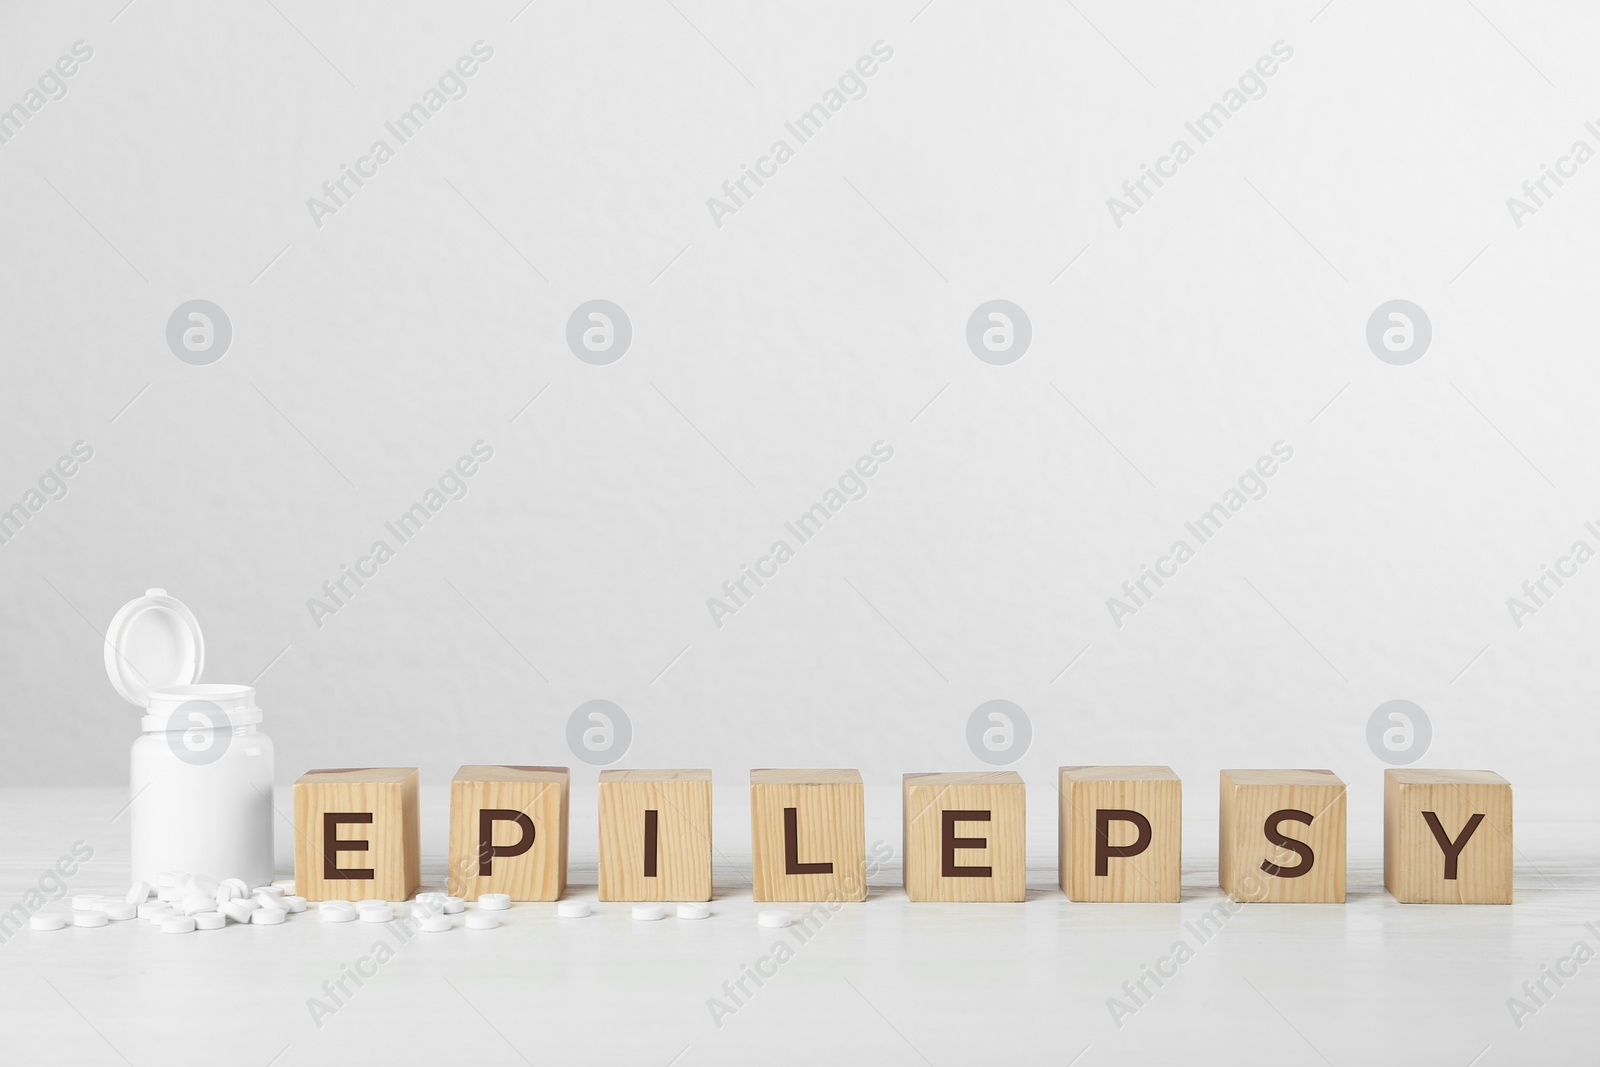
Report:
1,785,1595,1066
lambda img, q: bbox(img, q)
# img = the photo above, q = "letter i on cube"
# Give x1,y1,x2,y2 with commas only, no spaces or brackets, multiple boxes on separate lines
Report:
598,770,713,902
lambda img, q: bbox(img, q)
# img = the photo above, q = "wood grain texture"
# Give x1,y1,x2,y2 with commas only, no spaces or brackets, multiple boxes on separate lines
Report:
1384,769,1512,904
597,769,712,902
750,769,865,902
292,768,420,902
902,772,1025,902
447,766,569,901
1059,766,1181,902
1219,769,1346,903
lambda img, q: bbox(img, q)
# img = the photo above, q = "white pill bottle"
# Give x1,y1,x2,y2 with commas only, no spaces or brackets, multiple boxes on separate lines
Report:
108,589,275,887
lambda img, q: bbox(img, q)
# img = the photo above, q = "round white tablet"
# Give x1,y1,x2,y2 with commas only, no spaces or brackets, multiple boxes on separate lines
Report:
320,905,357,923
556,900,591,918
144,908,177,925
250,908,286,926
757,909,792,929
220,900,254,924
125,882,151,906
358,904,392,923
194,912,226,931
631,904,665,922
281,896,307,913
30,914,67,931
101,903,137,921
182,896,216,916
157,886,183,903
421,916,452,933
676,903,710,920
464,912,499,930
137,901,173,919
443,897,465,915
72,910,108,928
477,893,511,911
71,895,104,911
157,872,184,888
160,916,197,934
254,892,287,912
251,886,283,897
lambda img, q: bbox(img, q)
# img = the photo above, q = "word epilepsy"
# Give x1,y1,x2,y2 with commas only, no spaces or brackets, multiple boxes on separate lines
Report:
289,764,1512,906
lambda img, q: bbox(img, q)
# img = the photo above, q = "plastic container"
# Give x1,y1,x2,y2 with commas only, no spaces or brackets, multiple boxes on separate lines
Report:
107,589,274,887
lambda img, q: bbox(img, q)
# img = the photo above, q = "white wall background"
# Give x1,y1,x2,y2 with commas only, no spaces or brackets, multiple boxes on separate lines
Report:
2,1,1596,846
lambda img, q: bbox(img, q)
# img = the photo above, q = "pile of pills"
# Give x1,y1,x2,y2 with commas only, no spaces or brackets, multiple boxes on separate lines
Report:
34,879,725,934
39,872,309,935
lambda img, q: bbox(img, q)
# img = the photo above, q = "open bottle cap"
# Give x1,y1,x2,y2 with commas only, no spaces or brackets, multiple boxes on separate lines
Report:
104,589,205,709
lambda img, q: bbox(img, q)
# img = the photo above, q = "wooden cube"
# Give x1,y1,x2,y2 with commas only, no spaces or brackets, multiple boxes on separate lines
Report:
293,768,420,902
598,770,712,901
750,769,866,903
447,765,570,902
1059,766,1181,902
1385,769,1512,904
1219,769,1346,903
902,772,1025,902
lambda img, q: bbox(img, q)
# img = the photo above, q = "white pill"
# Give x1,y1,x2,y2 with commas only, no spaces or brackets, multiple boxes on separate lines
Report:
125,882,151,905
632,904,665,921
757,909,792,929
320,905,357,923
556,900,591,918
443,897,465,914
281,896,307,913
183,896,217,916
254,892,287,912
101,903,137,921
72,910,108,928
464,912,499,930
30,914,67,931
250,908,286,926
415,891,446,906
676,903,710,920
359,905,392,923
421,916,452,933
189,874,220,895
161,916,197,934
157,886,183,902
477,893,511,911
221,878,250,896
88,899,121,913
137,901,173,919
157,872,185,888
193,912,226,931
251,886,283,897
143,909,177,925
214,884,239,906
219,900,253,924
71,894,104,910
